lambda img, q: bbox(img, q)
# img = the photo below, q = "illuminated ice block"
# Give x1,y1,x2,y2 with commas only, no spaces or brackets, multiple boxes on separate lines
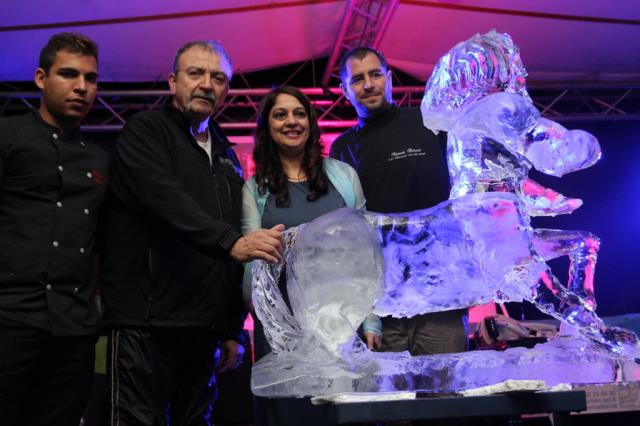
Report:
250,30,639,398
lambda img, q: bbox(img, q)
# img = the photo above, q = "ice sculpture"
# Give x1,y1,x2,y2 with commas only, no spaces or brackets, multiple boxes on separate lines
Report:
250,31,639,397
422,30,601,308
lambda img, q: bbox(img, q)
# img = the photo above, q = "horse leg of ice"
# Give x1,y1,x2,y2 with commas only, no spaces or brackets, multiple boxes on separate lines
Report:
529,267,638,357
532,228,600,308
519,178,583,216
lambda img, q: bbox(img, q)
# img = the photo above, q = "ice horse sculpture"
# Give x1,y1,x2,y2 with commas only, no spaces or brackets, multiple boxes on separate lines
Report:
251,31,639,398
422,29,601,308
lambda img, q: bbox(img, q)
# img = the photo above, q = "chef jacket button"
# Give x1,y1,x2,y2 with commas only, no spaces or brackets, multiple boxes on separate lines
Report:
52,241,59,248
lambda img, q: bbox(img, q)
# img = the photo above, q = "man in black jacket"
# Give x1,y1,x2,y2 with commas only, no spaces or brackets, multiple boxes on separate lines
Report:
330,47,468,356
101,40,284,425
0,33,108,425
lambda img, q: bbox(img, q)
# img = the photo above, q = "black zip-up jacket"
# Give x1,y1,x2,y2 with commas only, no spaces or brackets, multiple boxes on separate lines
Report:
100,106,245,340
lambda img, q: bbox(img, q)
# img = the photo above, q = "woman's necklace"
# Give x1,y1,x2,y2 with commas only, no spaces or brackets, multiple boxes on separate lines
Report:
286,172,307,182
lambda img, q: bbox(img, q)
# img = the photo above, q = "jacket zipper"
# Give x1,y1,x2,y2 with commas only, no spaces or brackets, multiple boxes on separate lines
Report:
145,250,153,320
211,161,225,219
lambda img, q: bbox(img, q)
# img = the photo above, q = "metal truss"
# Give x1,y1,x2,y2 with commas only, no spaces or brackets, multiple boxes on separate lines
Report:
529,83,640,122
1,83,639,136
0,85,421,135
321,0,399,87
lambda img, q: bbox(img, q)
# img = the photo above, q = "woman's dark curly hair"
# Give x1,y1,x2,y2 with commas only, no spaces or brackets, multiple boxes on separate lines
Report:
253,86,328,207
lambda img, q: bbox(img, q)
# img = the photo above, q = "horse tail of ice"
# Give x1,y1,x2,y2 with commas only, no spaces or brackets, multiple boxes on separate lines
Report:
251,228,304,354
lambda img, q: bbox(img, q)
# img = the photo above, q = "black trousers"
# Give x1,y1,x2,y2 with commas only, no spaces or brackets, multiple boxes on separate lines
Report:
107,327,219,426
0,316,97,426
381,309,469,355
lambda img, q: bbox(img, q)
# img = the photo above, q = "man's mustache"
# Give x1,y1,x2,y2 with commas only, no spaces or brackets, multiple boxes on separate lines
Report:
191,93,216,104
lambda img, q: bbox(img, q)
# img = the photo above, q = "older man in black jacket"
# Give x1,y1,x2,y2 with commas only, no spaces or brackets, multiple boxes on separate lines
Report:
101,40,283,425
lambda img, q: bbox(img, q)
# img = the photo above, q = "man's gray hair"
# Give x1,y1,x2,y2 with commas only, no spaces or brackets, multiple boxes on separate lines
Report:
172,40,234,79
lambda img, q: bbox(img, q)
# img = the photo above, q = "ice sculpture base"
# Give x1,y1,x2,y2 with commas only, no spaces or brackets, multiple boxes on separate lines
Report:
252,337,615,398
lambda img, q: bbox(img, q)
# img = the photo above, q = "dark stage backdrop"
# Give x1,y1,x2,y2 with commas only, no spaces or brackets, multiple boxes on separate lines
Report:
531,120,640,317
